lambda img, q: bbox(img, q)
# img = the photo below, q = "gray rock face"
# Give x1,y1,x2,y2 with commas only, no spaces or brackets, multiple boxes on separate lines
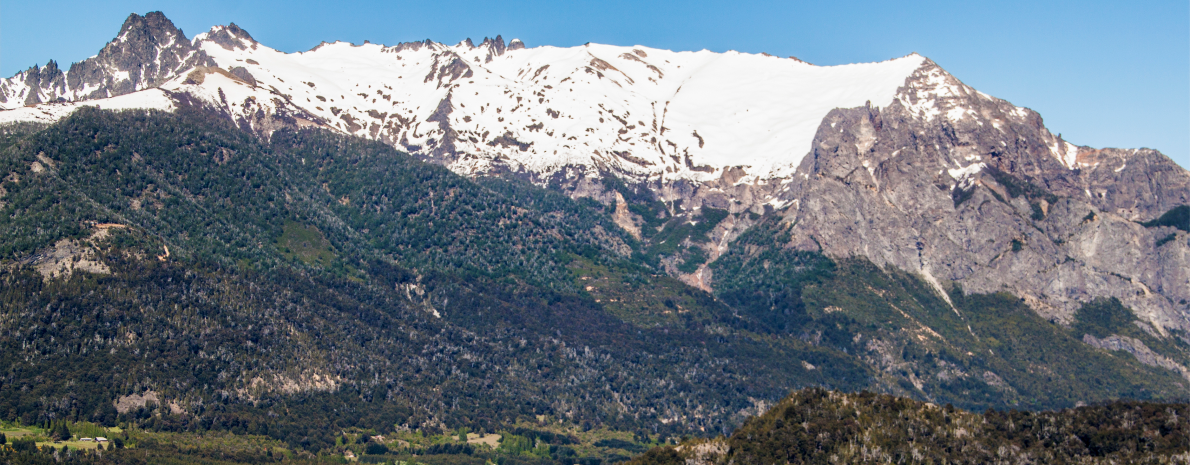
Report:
1073,148,1190,221
0,11,214,108
1082,334,1190,381
202,23,257,51
17,60,67,105
227,66,256,86
773,59,1190,333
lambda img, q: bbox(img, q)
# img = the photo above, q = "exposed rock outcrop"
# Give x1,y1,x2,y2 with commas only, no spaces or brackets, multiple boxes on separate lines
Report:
1083,333,1190,381
774,59,1190,332
1,12,215,108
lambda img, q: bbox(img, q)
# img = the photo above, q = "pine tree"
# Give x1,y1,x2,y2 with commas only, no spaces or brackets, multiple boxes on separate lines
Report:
53,422,71,441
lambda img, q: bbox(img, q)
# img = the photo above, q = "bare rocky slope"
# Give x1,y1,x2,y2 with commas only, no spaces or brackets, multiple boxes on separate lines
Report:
771,59,1190,335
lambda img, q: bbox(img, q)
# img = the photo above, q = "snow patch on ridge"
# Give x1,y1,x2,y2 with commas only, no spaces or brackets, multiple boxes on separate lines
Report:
0,89,174,124
1058,141,1080,169
947,162,985,181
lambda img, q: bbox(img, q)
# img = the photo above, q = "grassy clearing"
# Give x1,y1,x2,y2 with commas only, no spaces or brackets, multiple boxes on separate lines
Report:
0,418,660,464
36,438,102,450
465,433,500,448
277,220,337,266
319,418,662,464
1,422,123,451
567,256,728,329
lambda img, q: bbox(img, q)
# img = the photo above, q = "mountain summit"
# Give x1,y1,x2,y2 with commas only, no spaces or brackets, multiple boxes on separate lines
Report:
0,12,213,106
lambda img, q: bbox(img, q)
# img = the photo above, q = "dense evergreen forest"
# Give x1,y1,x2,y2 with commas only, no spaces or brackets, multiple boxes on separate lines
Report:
0,108,1187,463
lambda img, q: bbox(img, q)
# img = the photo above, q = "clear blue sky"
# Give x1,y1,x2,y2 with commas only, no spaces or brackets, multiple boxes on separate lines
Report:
3,0,1188,168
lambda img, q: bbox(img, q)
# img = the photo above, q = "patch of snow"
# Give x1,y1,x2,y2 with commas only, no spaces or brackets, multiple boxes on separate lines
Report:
111,70,131,84
946,107,974,121
947,163,985,184
1049,140,1080,169
768,197,794,210
0,88,174,124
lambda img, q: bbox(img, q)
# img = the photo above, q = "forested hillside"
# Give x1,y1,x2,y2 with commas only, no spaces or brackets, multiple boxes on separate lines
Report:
0,108,834,451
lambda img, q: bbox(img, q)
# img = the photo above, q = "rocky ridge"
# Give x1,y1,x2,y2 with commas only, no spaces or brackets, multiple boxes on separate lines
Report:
0,12,214,106
772,59,1190,333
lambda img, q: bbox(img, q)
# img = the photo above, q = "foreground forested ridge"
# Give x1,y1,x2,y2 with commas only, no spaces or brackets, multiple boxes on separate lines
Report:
629,388,1190,464
0,108,1188,462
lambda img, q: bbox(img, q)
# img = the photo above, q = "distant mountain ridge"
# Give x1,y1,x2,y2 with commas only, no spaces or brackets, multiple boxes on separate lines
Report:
5,10,1189,334
1,12,923,189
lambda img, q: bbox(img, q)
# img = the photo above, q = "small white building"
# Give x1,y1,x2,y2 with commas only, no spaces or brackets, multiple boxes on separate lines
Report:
80,438,94,442
96,437,108,442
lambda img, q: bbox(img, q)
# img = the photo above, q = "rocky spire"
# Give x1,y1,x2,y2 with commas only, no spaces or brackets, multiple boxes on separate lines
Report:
0,11,215,108
202,22,259,51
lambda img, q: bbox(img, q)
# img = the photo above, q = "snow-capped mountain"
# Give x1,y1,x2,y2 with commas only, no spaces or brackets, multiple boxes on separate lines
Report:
3,13,923,188
4,12,1188,338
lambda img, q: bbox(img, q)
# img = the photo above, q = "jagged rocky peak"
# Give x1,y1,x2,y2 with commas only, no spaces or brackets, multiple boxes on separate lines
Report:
9,60,67,106
198,22,259,51
479,35,507,55
0,10,214,109
111,11,189,53
446,35,517,63
387,38,437,53
890,57,1190,220
469,36,515,62
93,11,207,85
